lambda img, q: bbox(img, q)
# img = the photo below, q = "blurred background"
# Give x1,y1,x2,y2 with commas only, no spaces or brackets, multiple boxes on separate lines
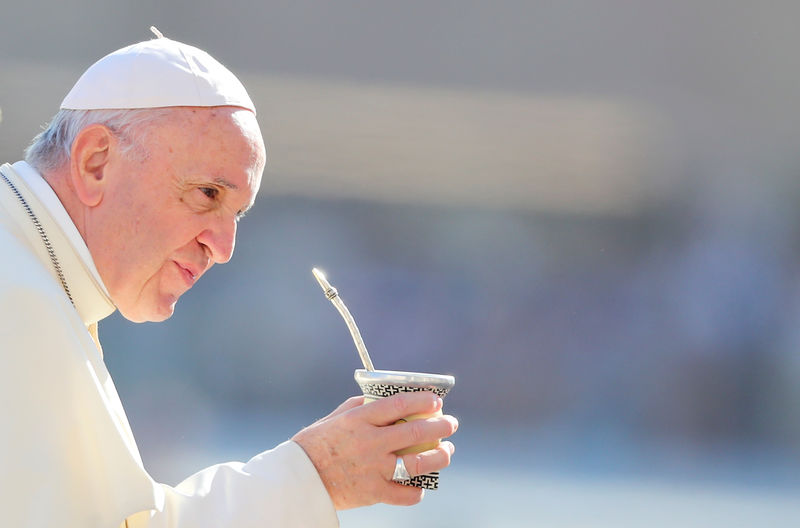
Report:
3,1,800,526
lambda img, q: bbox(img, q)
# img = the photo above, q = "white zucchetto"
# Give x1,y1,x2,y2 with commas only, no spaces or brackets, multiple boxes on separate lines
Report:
60,31,256,114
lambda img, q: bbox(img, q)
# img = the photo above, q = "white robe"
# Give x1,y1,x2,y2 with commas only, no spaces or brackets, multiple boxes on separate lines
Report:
0,162,338,527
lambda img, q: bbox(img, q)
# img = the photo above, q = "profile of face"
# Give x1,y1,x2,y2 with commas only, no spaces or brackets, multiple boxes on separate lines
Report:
83,107,266,322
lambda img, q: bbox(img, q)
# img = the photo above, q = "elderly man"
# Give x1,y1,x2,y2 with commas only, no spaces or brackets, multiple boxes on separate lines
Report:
0,33,457,527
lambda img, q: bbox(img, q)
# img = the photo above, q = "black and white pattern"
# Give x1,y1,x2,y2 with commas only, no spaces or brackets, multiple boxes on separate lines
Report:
406,471,440,490
360,383,450,399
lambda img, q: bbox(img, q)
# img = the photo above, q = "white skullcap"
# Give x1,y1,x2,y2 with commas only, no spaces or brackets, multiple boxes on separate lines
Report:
60,32,256,114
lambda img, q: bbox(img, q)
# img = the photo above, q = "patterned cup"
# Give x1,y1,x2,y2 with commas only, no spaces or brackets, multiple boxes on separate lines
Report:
354,369,455,490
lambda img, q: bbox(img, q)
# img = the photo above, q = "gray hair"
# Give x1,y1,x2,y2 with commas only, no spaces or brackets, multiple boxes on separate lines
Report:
25,108,174,174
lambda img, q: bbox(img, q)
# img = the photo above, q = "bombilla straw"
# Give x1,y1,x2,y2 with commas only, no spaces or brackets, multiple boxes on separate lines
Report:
312,268,375,371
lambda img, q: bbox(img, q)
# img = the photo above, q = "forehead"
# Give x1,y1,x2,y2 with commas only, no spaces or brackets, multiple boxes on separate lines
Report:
147,107,265,189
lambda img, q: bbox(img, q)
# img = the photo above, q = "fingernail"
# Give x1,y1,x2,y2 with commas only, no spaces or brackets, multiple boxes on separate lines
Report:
435,396,443,409
449,415,459,431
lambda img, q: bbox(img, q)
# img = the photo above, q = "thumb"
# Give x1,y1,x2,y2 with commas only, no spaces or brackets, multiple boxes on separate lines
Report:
317,395,365,423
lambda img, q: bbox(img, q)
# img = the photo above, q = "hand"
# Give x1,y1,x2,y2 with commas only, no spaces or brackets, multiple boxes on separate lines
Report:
292,392,458,510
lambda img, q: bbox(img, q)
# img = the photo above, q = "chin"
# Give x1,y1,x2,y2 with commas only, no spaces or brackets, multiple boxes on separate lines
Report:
118,298,177,323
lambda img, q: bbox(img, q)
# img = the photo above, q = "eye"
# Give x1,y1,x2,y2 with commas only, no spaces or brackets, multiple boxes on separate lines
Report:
199,187,219,200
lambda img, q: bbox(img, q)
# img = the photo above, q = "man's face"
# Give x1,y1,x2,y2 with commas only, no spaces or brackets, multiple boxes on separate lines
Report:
88,107,265,322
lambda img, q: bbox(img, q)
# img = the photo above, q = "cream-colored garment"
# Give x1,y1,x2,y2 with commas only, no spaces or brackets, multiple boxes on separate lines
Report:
0,163,338,527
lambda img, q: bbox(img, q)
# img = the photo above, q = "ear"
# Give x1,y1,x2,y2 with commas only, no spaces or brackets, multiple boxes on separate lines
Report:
69,124,115,207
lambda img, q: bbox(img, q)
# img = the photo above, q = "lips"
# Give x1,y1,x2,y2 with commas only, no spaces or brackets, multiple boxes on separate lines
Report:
173,260,200,287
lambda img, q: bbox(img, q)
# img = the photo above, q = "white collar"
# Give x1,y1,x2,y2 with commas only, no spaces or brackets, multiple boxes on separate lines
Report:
5,161,115,324
12,161,111,298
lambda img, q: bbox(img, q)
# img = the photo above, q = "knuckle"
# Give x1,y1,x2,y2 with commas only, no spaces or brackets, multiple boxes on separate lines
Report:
392,394,409,415
409,420,425,444
337,409,357,427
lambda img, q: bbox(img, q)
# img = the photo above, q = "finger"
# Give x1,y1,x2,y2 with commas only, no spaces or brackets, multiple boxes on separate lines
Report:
327,395,365,418
356,392,443,426
382,414,458,453
402,441,455,478
380,442,455,506
383,483,426,507
314,395,365,423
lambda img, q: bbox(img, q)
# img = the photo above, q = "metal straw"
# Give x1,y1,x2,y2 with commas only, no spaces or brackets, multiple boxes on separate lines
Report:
312,268,375,371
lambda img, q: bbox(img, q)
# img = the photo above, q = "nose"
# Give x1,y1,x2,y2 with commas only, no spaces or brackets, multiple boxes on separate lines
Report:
197,215,237,264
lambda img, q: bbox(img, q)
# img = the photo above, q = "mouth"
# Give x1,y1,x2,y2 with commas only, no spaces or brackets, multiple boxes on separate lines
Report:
173,260,200,287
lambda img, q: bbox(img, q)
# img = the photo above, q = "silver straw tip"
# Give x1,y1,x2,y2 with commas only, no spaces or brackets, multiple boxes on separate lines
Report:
312,268,338,299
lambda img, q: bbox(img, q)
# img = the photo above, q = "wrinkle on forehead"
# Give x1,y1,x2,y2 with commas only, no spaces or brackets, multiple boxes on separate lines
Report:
152,106,264,148
156,106,266,175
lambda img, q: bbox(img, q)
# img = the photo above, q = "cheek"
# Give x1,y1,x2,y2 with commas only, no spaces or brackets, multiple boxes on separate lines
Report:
152,215,208,256
106,194,206,278
114,217,179,279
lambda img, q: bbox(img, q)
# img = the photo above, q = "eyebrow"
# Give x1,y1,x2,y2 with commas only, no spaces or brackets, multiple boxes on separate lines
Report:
214,177,238,190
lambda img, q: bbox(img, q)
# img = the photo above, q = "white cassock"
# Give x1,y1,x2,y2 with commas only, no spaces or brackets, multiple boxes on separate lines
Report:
0,162,339,527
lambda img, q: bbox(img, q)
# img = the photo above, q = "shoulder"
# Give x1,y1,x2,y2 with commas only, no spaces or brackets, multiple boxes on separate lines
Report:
0,223,82,351
0,220,66,301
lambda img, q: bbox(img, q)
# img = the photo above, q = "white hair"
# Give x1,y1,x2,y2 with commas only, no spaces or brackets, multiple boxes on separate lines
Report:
25,108,174,174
